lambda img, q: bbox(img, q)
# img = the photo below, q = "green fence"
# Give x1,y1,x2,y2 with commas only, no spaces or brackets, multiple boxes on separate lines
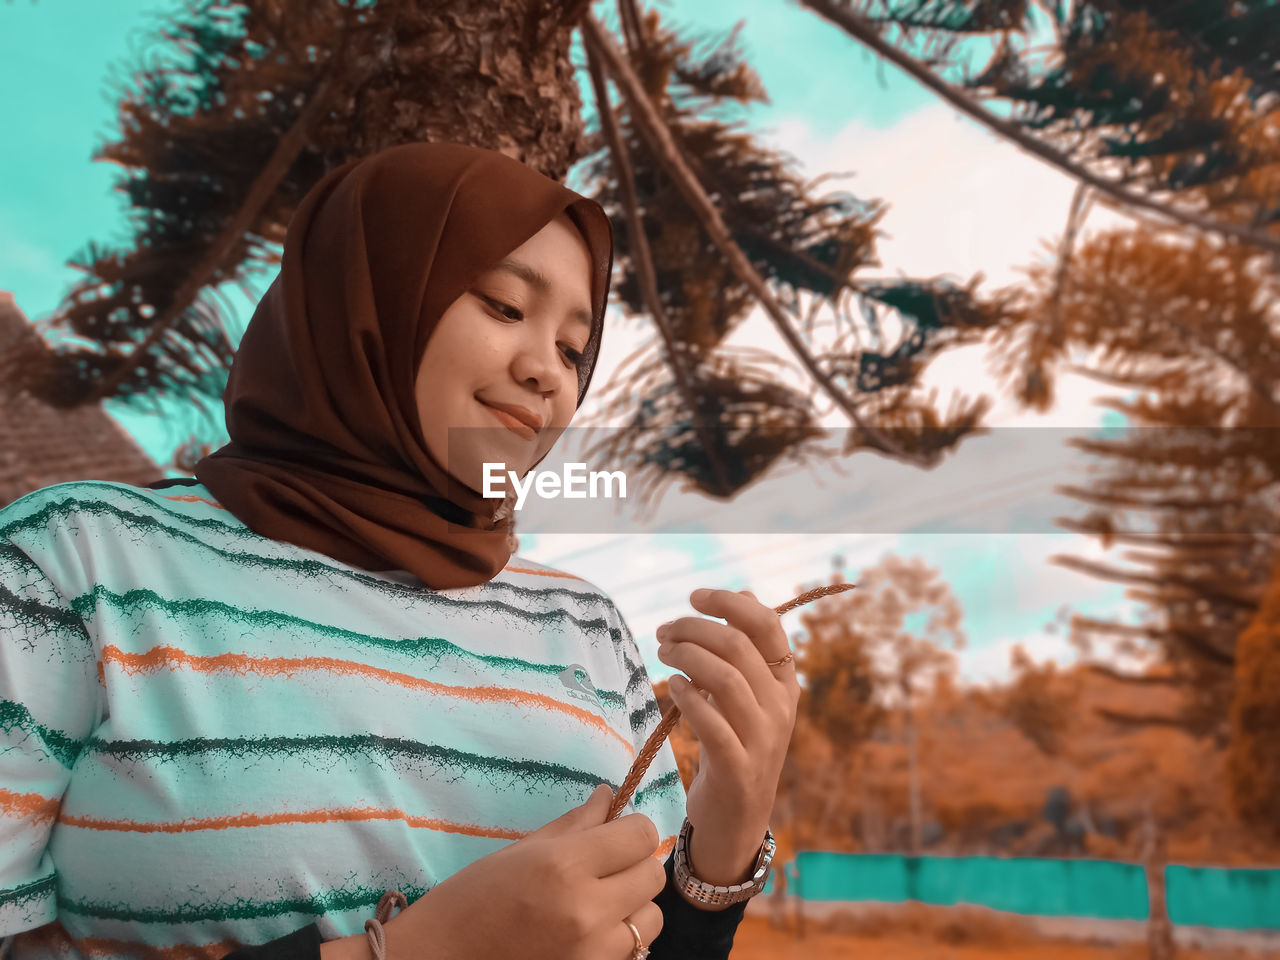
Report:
1166,863,1280,931
761,853,1280,932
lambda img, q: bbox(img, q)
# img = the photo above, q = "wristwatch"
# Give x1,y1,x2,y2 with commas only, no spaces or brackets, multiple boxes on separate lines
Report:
672,817,776,907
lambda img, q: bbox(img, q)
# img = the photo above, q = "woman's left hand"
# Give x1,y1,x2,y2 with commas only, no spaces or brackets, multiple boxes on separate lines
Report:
655,587,800,885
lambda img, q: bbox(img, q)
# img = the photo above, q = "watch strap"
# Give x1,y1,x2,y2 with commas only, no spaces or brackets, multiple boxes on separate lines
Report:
672,817,775,907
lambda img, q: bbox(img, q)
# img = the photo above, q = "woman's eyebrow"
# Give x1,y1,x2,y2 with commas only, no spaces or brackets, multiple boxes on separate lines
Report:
492,257,593,331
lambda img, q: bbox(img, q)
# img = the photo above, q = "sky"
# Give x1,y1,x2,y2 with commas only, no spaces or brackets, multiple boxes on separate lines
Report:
0,0,1144,687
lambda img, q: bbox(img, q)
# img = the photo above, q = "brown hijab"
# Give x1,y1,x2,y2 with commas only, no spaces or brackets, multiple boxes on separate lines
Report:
193,142,614,589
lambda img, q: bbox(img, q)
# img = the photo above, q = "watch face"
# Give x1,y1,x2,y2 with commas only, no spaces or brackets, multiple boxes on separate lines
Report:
754,831,776,868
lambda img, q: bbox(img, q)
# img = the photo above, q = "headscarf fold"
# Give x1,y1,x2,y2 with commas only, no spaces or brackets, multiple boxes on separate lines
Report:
194,142,614,588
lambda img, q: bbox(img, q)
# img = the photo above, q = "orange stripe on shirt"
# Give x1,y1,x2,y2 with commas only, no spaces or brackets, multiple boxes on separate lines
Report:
163,494,227,511
60,806,681,864
12,923,236,960
656,833,677,861
60,803,529,839
99,644,633,756
0,786,60,825
502,564,585,580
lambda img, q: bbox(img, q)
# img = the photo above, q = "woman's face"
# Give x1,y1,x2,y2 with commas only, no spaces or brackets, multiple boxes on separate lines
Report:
414,211,595,495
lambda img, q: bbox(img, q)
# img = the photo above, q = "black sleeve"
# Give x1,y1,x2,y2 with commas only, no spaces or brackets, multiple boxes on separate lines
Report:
220,923,323,960
213,850,749,960
647,847,749,960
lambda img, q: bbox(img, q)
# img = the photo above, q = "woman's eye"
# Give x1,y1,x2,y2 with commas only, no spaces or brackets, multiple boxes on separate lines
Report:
483,296,586,369
485,298,523,322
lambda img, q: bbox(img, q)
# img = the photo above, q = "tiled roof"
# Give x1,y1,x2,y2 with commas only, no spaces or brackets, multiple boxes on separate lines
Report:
0,291,165,508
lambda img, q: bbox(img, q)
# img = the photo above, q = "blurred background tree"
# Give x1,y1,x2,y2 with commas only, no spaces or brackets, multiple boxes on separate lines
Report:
1228,562,1280,842
998,644,1079,758
792,555,964,853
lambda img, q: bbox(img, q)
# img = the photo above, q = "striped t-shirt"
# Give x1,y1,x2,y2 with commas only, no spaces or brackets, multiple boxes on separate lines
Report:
0,479,686,959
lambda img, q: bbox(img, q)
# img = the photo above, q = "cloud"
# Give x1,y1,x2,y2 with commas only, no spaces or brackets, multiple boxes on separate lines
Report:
958,629,1079,686
757,104,1132,292
958,589,1151,686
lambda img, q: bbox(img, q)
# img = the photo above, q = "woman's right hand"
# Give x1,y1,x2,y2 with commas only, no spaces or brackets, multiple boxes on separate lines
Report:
383,783,666,960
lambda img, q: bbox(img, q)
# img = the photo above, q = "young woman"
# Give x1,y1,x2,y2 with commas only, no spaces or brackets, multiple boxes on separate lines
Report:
0,142,800,960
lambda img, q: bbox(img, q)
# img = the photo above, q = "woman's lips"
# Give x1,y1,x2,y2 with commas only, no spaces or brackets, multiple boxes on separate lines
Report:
481,401,538,441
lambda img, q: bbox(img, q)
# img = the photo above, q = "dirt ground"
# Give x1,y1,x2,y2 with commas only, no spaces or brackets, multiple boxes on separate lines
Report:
727,908,1276,959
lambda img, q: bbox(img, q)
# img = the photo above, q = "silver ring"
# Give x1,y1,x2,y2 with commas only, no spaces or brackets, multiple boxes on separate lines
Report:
624,919,649,959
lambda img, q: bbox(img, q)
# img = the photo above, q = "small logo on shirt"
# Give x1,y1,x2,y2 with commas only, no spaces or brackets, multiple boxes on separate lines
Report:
558,663,601,707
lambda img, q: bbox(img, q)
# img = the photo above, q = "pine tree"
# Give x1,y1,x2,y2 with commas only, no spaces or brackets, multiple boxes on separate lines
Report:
802,2,1280,738
3,0,1011,505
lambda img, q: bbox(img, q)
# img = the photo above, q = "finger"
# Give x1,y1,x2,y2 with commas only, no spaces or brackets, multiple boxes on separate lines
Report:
689,588,791,669
658,637,765,750
615,901,663,957
580,863,664,950
526,783,614,841
658,615,775,710
668,673,748,766
577,812,661,878
692,587,796,697
602,846,667,895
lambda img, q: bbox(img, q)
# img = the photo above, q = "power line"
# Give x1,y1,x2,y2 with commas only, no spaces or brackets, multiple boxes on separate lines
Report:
538,458,1073,606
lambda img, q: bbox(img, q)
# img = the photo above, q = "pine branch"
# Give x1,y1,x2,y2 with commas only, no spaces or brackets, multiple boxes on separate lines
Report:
1085,663,1182,686
1078,618,1236,668
797,0,1280,257
1053,484,1236,513
733,218,865,301
1151,306,1280,417
83,16,361,405
1119,547,1256,573
617,0,644,56
582,29,733,496
1062,362,1186,392
1095,707,1191,730
1049,552,1259,611
1048,181,1093,341
580,13,939,468
1053,553,1261,610
1055,517,1253,551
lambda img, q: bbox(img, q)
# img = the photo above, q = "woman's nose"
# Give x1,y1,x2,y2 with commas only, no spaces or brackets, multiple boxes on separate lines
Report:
511,335,561,390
